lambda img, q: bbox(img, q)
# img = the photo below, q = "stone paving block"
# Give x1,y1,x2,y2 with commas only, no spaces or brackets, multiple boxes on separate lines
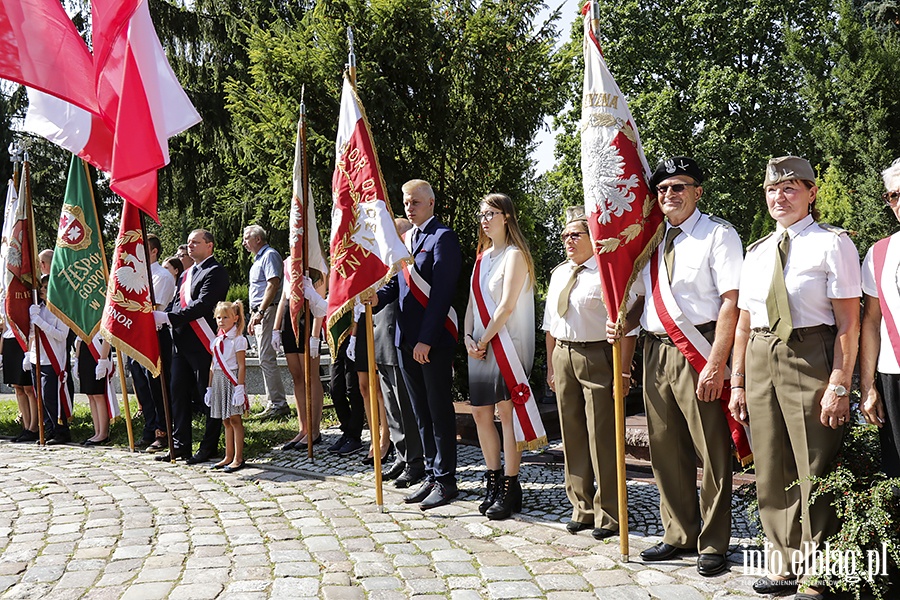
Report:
124,581,175,599
633,569,677,587
269,576,319,597
583,568,634,588
406,577,448,594
21,565,65,583
55,569,101,588
486,580,543,598
111,545,150,560
392,553,430,567
180,566,231,584
273,562,320,577
304,535,342,552
80,585,128,600
321,585,365,600
436,561,478,576
535,573,590,591
352,561,395,577
596,585,652,599
359,576,403,591
167,582,225,599
481,566,532,581
646,584,705,600
450,591,484,600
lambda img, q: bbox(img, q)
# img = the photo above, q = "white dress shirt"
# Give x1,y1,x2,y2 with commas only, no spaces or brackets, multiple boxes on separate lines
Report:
862,236,900,373
151,261,176,309
542,255,608,342
633,209,743,334
739,214,861,329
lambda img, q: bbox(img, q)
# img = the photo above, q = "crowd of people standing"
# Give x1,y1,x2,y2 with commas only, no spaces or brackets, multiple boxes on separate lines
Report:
4,158,900,599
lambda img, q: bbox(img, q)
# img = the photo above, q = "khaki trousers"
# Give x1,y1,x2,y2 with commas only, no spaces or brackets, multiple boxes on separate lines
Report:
746,329,842,578
552,340,618,530
643,334,733,554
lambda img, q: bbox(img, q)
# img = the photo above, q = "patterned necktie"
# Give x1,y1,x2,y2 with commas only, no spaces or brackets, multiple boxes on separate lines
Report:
558,264,585,317
766,230,793,342
663,226,682,284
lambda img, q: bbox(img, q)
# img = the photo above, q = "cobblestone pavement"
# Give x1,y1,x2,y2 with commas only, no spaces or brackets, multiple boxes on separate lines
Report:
0,432,768,600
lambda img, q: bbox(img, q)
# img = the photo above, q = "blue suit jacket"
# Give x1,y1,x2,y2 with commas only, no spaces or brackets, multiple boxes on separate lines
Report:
378,218,462,349
168,256,230,360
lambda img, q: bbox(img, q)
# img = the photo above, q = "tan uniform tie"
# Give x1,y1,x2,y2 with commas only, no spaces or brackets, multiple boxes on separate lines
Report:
557,264,585,317
663,226,682,284
766,230,793,342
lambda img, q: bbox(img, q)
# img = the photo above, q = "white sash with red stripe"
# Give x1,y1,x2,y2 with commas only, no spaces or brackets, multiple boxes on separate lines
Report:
649,248,753,465
88,337,120,421
872,235,900,367
38,331,72,424
181,266,217,355
213,331,249,411
471,252,546,451
402,231,459,340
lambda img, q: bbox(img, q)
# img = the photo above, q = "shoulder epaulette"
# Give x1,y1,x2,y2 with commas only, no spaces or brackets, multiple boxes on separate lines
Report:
746,232,774,252
817,222,849,236
550,260,568,275
708,215,734,229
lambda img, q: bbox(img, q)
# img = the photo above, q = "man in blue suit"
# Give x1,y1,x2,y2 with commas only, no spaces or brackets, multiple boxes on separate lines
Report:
373,179,462,509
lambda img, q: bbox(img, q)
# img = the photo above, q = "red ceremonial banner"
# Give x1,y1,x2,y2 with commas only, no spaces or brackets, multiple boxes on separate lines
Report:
580,4,664,325
99,202,160,375
5,165,35,351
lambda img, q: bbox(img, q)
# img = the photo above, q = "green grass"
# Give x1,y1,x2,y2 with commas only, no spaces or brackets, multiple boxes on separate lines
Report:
0,396,338,459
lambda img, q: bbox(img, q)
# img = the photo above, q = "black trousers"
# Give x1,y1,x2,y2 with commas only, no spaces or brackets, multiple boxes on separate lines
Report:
131,329,173,440
876,372,900,477
330,337,364,439
169,348,221,454
398,344,457,484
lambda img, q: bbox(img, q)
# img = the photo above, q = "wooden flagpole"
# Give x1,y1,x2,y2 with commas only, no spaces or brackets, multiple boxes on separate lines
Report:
347,26,384,509
590,0,629,561
21,153,46,446
299,86,315,461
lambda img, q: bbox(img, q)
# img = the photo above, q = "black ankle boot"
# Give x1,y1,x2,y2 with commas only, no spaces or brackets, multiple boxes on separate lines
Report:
479,469,503,515
486,474,522,520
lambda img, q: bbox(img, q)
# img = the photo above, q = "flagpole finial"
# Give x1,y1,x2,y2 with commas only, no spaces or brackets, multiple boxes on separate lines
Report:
346,27,357,86
8,141,24,164
590,0,601,37
300,84,306,116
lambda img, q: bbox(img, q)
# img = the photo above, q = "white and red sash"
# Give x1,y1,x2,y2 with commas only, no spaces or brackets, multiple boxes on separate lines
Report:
87,337,120,421
872,235,900,366
213,331,249,411
180,266,216,355
471,252,546,451
649,248,753,465
38,331,72,424
402,231,459,341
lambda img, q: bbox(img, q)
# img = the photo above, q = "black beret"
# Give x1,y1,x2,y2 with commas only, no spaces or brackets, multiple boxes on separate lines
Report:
649,156,705,189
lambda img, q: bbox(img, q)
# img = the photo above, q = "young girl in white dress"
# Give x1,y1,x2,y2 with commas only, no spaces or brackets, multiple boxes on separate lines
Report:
206,301,249,472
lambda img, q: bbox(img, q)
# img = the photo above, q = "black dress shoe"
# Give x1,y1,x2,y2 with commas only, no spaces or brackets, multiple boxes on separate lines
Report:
83,437,110,447
697,553,727,576
640,542,683,561
186,450,214,465
419,481,458,510
404,479,435,504
382,460,406,480
223,461,245,473
13,430,38,443
294,435,321,450
752,576,798,595
45,432,72,445
592,527,617,540
281,440,298,451
566,521,592,534
395,464,426,489
155,449,190,462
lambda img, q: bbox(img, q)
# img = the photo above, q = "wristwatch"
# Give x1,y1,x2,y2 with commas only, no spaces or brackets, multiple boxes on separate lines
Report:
827,384,848,397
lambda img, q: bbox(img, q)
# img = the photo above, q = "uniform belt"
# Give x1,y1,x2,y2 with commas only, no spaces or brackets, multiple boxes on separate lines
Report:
645,321,716,345
556,339,604,348
751,324,835,342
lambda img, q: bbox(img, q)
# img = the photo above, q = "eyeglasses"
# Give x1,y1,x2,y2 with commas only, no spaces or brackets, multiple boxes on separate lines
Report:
478,211,503,222
883,191,900,206
561,232,584,242
656,183,698,194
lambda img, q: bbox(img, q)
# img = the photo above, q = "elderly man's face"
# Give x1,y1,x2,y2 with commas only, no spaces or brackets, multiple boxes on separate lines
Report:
242,231,262,254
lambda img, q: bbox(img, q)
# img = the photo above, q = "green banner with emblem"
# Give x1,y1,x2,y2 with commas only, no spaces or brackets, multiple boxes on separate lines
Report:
47,155,109,342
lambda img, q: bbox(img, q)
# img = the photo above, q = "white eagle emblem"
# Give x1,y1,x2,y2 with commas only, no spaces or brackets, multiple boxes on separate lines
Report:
582,129,639,224
114,243,149,294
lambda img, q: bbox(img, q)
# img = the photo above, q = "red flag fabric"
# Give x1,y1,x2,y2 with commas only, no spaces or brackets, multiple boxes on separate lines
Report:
92,0,201,221
288,115,329,344
99,202,160,375
326,75,411,353
4,165,35,351
0,0,98,113
580,4,664,325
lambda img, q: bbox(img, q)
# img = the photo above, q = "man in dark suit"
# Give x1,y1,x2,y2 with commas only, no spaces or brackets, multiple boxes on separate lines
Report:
373,179,462,510
154,229,230,463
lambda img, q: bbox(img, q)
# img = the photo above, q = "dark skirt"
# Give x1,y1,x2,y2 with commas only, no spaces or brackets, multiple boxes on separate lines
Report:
2,336,31,386
282,311,307,354
77,343,106,395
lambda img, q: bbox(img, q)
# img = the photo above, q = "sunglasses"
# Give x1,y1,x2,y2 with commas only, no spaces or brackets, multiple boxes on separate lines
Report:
561,232,584,242
883,191,900,207
656,183,698,194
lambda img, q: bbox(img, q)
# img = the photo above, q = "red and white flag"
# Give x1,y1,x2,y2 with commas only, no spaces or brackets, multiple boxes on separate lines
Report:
99,202,161,376
91,0,201,221
580,4,663,326
0,0,98,113
326,75,411,353
4,166,35,351
288,116,329,344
